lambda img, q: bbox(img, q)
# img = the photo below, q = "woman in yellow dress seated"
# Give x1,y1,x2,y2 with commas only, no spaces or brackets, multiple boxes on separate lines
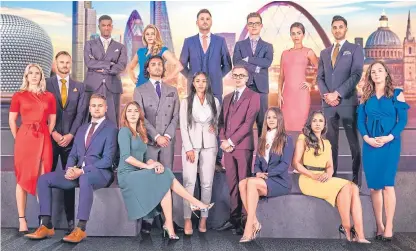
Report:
292,110,370,243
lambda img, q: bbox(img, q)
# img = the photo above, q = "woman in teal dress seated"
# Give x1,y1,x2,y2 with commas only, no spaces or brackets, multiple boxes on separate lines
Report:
357,61,409,241
128,24,183,87
117,101,213,240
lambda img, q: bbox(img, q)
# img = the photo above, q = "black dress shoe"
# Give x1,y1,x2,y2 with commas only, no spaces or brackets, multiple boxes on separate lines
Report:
234,226,244,235
66,220,74,235
174,222,184,232
215,221,235,231
141,221,152,234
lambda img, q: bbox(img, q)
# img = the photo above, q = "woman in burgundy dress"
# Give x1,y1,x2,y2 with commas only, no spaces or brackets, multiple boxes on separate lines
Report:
279,22,318,131
9,63,56,234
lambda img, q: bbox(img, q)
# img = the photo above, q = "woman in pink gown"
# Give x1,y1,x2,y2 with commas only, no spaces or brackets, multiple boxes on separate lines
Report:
279,22,318,131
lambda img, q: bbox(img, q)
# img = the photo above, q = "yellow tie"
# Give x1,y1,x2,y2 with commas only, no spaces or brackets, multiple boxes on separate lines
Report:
61,78,67,106
332,43,340,67
103,40,109,53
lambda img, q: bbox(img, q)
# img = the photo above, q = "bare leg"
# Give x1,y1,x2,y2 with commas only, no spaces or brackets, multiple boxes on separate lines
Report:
238,179,249,218
336,183,352,241
160,189,175,236
170,179,207,209
350,184,370,242
370,189,385,236
383,187,396,238
16,183,28,231
243,178,267,238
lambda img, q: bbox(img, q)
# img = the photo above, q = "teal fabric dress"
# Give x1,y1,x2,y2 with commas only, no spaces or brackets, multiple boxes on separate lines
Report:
117,127,175,220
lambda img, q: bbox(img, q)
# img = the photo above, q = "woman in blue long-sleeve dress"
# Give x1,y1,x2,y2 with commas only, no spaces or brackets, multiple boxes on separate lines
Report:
357,61,409,241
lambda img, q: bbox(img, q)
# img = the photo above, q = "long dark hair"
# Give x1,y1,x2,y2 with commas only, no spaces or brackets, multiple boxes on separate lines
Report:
302,110,327,156
187,72,218,129
258,107,287,156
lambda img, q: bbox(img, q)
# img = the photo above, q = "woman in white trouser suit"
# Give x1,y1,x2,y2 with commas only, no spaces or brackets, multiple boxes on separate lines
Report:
180,72,220,235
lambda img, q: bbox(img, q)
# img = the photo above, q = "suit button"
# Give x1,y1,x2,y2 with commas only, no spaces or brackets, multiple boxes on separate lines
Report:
165,124,167,127
165,114,167,116
150,105,153,107
168,105,171,107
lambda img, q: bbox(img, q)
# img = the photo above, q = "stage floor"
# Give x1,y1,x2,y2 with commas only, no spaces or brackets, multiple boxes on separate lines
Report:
2,228,416,251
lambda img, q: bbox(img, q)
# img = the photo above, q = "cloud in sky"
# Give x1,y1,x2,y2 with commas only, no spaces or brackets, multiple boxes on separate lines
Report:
106,14,129,21
369,1,416,8
307,6,366,16
0,7,71,26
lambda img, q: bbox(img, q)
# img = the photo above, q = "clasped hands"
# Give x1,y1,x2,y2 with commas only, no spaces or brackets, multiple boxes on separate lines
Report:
364,135,394,148
312,172,332,183
52,131,73,147
256,172,268,180
156,136,170,148
64,166,83,180
323,92,341,107
220,140,234,153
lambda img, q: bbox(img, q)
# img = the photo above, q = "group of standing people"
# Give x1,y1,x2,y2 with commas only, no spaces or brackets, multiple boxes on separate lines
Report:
9,9,409,244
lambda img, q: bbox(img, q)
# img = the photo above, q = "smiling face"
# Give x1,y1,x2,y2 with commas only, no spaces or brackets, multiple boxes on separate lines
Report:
311,113,325,134
370,63,388,85
290,26,304,45
197,13,212,32
331,20,348,41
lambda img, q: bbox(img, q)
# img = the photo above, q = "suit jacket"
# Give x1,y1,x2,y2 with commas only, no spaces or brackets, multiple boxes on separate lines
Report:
179,34,232,97
66,119,118,183
84,38,127,94
233,38,274,94
133,81,180,146
317,41,364,107
219,88,260,150
253,136,294,189
180,97,221,152
46,76,86,136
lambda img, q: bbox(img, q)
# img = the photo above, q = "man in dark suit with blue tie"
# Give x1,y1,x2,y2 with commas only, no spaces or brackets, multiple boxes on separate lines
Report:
25,94,118,243
180,8,232,172
317,15,364,185
233,12,273,136
46,51,87,234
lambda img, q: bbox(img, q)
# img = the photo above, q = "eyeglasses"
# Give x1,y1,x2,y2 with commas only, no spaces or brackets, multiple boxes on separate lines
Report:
232,74,248,79
247,22,261,27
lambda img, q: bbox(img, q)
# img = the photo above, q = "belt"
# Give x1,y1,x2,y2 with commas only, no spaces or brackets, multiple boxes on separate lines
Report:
304,165,326,171
22,122,45,138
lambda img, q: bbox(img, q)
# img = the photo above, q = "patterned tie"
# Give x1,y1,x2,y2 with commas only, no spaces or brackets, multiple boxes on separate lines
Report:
103,39,109,53
85,122,98,147
202,35,208,53
251,39,258,55
233,91,240,104
155,81,161,98
60,78,67,106
332,43,340,67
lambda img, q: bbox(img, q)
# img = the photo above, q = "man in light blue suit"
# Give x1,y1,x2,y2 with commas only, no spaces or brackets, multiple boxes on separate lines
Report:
180,8,232,172
317,15,364,185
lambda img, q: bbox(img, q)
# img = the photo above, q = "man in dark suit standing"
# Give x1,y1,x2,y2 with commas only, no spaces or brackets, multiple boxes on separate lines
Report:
46,51,87,234
180,9,232,172
317,15,364,185
84,15,127,126
233,12,273,136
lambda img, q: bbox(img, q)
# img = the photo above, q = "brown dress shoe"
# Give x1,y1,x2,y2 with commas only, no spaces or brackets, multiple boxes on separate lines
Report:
62,227,87,243
25,225,55,239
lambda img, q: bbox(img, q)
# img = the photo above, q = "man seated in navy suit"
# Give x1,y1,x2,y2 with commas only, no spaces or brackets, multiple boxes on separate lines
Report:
25,93,118,243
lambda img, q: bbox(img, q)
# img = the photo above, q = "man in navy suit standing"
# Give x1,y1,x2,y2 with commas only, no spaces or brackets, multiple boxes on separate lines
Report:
25,94,118,243
317,15,364,185
233,12,273,136
46,51,87,234
180,8,232,172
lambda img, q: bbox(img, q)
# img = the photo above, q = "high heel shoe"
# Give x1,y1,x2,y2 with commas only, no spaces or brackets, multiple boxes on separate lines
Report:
382,235,393,242
338,225,351,241
239,235,253,243
252,222,262,240
18,216,29,235
351,226,371,244
162,225,179,240
190,203,214,218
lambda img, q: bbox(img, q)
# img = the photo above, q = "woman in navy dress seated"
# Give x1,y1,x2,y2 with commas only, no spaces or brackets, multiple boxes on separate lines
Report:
128,24,183,87
357,61,409,241
238,107,294,242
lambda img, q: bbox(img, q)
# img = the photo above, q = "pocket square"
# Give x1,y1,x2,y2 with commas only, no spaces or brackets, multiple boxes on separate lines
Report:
115,49,119,52
343,51,352,56
73,88,78,92
166,92,175,97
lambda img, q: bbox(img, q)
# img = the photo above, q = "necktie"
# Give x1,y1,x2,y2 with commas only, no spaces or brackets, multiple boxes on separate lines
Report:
251,39,258,55
60,78,67,106
202,35,208,53
86,122,98,147
103,39,109,53
233,91,240,104
155,81,161,98
332,43,340,67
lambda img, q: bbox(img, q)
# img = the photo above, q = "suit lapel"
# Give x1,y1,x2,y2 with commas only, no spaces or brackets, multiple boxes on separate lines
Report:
64,80,75,109
223,94,232,123
86,120,107,152
234,88,250,110
52,76,63,109
334,41,349,70
244,38,252,56
208,35,217,60
191,35,202,61
254,38,264,56
96,38,106,55
105,39,116,57
157,83,168,112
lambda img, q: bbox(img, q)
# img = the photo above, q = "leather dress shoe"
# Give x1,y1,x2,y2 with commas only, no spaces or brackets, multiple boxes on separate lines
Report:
25,225,55,240
62,227,87,243
215,221,235,231
141,220,152,234
66,220,75,235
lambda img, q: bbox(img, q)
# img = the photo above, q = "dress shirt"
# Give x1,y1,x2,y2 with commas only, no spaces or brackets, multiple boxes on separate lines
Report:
56,75,69,96
264,129,277,163
199,32,211,49
100,36,112,46
331,39,346,59
81,116,106,169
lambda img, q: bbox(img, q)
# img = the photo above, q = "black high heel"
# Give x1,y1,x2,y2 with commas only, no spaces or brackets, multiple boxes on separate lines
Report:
18,216,29,235
338,225,351,241
350,226,357,241
382,235,393,242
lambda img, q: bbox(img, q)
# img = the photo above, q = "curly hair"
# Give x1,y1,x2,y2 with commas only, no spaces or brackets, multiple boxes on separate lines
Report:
302,110,327,156
361,60,394,104
120,101,148,144
142,24,164,56
258,107,287,157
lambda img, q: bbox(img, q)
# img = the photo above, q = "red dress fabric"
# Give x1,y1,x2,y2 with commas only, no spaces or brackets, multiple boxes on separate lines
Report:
10,91,56,195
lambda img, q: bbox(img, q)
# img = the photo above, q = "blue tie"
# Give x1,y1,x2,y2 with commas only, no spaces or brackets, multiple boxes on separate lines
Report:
155,81,161,98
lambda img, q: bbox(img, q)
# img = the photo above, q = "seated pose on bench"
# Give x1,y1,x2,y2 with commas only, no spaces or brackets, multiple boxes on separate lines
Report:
292,110,370,243
238,107,294,243
25,93,118,243
117,101,214,240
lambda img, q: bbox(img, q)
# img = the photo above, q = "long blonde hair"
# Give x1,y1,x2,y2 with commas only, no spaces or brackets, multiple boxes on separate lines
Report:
142,24,163,56
361,60,394,104
19,63,46,93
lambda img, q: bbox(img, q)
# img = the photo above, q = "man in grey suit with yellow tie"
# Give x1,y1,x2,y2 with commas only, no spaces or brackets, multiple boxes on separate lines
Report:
133,55,180,233
84,15,127,126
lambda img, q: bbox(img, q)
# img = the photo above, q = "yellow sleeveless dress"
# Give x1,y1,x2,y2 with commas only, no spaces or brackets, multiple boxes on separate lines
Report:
298,134,351,207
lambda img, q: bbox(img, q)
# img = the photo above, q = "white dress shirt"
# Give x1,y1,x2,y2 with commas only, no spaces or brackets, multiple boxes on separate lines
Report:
199,32,211,49
192,95,213,124
56,75,69,95
100,36,112,46
228,86,247,147
264,129,277,163
331,39,346,58
82,116,106,168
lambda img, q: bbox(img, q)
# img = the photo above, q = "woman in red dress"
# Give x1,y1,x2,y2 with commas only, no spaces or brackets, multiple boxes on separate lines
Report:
9,63,56,234
279,22,318,131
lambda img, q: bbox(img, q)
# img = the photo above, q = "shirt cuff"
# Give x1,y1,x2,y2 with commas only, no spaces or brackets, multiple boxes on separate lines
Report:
227,138,235,147
155,134,161,141
164,134,171,140
255,66,261,73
